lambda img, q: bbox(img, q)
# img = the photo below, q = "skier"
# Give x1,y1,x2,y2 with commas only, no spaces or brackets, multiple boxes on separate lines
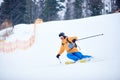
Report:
56,32,92,63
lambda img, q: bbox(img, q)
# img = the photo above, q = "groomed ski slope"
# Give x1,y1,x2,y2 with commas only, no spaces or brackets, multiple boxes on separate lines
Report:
0,13,120,80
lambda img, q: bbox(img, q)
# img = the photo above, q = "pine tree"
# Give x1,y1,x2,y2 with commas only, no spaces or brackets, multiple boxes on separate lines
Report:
116,0,120,10
64,0,83,20
0,0,10,20
24,0,34,23
36,0,45,20
64,0,75,20
0,0,26,25
73,0,83,19
89,0,103,16
43,0,64,21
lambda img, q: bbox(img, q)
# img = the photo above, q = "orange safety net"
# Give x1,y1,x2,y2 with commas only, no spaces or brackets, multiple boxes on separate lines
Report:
0,18,43,53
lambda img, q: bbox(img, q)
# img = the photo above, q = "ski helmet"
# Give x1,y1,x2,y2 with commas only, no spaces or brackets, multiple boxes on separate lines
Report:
59,32,65,37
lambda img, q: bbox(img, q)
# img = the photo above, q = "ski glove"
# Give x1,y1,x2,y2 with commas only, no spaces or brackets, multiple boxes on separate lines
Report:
72,39,76,43
56,54,60,58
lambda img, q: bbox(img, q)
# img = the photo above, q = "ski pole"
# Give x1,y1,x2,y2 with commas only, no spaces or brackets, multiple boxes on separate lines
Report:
77,45,81,50
78,33,104,41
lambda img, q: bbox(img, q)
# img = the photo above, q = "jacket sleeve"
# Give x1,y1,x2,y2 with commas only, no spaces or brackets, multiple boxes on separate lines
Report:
58,44,65,55
69,36,78,42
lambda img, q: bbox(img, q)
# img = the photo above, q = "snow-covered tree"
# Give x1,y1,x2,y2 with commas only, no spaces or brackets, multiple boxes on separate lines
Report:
101,0,117,14
89,0,103,16
73,0,83,19
64,0,75,20
42,0,64,21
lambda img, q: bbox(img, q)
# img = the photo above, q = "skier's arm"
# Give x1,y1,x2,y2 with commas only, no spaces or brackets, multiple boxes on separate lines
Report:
58,44,65,55
69,36,78,42
56,44,65,58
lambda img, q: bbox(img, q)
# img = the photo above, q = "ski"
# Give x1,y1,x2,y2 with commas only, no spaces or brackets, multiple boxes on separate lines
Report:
65,57,103,65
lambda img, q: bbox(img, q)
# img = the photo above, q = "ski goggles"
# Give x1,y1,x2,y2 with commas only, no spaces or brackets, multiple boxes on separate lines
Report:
60,36,64,39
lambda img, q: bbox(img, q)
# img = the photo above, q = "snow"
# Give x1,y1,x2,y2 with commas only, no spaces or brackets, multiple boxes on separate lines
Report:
6,24,34,41
0,13,120,80
0,0,3,5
